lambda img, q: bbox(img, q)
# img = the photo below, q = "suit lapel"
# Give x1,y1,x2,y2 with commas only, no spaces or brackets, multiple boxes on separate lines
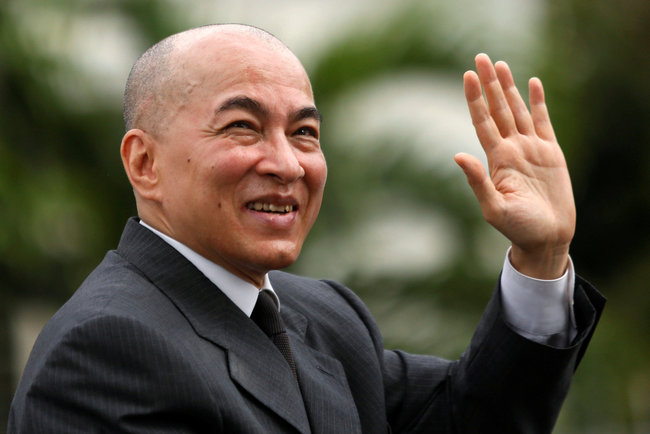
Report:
224,326,309,434
116,218,310,433
281,305,362,434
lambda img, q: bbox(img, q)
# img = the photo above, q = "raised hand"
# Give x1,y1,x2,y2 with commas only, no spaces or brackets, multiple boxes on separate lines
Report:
455,53,575,279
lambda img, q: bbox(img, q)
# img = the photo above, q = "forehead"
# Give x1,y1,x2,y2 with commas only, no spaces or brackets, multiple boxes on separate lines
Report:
177,32,314,104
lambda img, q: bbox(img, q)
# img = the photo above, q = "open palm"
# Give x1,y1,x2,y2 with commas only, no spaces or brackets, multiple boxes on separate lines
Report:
455,54,575,278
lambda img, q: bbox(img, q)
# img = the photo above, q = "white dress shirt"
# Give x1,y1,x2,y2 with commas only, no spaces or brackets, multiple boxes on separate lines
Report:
140,221,576,346
140,221,279,315
501,248,577,345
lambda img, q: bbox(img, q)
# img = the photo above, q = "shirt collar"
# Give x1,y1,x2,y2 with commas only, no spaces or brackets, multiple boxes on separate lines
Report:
139,220,279,316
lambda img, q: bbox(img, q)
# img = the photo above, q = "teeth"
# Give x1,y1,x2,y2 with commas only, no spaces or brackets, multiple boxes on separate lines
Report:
247,202,294,213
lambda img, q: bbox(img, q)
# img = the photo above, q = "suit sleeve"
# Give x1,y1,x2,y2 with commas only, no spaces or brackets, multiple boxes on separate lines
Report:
382,275,605,433
8,314,219,434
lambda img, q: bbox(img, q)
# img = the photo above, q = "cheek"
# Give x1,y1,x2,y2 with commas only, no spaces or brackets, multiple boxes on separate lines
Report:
301,155,327,225
306,154,328,193
215,147,258,177
198,150,251,189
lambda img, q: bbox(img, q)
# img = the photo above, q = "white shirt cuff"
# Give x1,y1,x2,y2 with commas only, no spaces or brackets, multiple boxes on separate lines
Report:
500,248,577,344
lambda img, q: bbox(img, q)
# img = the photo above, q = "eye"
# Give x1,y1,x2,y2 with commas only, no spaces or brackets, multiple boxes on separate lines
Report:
293,126,319,139
226,120,254,130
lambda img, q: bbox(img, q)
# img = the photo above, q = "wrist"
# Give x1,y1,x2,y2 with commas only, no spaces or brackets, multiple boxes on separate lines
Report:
509,244,570,279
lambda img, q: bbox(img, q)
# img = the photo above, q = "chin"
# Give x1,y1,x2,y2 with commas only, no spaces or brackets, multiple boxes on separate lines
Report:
256,242,302,271
265,251,300,271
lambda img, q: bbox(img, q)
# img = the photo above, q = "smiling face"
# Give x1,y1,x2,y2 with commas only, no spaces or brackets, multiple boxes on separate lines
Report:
128,28,327,287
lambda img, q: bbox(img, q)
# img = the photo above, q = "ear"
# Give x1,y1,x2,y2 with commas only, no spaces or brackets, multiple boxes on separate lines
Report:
120,129,162,202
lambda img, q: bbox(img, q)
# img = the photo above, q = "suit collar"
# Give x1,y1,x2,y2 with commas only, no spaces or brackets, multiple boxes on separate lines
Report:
116,218,311,433
138,219,279,317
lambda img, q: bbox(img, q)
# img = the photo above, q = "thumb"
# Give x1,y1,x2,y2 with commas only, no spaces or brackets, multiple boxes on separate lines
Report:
454,153,499,217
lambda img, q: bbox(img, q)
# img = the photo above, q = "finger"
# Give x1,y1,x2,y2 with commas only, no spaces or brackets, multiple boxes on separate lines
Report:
529,77,556,141
454,152,500,221
474,53,517,137
494,61,535,135
464,70,501,152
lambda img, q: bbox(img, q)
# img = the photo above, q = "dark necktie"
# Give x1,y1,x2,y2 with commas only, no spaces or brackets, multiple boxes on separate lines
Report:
250,290,298,381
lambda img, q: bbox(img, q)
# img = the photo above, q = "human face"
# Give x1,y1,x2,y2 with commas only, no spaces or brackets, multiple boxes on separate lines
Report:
152,33,327,287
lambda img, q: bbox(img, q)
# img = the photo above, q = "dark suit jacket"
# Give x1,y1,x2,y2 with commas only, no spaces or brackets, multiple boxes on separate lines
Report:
9,218,605,433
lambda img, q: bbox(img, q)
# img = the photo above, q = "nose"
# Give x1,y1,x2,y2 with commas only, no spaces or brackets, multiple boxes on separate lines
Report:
257,133,305,184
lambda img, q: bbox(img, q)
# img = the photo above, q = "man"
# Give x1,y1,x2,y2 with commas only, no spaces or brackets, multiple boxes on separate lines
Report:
9,24,604,433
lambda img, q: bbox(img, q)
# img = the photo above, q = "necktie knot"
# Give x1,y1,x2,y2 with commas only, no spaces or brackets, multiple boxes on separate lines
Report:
251,291,283,336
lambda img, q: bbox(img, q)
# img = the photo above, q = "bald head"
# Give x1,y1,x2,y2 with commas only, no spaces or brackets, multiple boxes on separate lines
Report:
123,24,297,133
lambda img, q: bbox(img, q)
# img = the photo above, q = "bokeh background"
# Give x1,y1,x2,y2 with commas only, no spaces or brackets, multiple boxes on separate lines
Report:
1,0,648,432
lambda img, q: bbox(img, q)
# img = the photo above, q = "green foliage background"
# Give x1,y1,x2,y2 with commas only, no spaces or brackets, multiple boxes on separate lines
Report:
1,0,648,432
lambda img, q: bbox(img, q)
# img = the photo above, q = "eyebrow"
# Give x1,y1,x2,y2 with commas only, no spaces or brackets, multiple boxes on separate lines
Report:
216,96,322,123
217,96,269,118
291,106,322,123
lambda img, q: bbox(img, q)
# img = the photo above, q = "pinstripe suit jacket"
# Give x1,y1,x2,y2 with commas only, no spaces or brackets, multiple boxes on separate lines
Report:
9,218,605,433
